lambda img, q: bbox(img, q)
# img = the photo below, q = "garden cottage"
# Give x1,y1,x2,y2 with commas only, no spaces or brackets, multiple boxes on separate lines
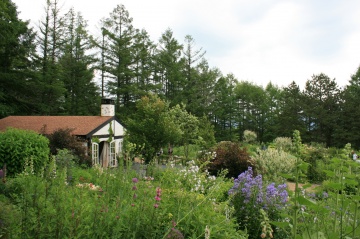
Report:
0,99,124,167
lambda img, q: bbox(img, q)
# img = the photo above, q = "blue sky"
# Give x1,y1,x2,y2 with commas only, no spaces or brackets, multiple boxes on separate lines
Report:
13,0,360,89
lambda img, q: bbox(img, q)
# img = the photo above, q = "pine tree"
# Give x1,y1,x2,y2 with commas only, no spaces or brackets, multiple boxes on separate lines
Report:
0,0,38,117
59,8,100,115
36,0,66,115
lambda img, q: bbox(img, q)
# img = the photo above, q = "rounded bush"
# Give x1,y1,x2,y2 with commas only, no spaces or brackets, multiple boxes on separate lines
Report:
208,141,254,178
0,128,50,176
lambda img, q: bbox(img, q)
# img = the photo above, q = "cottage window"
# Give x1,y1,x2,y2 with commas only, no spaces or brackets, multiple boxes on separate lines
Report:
92,142,99,165
118,140,123,153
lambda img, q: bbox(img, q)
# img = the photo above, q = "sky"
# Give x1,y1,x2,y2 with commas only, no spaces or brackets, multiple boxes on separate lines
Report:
12,0,360,89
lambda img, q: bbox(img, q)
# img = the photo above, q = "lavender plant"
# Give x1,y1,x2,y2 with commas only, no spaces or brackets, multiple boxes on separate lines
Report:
229,167,289,239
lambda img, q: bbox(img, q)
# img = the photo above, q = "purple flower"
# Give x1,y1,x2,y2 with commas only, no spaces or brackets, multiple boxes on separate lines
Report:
132,178,139,183
228,167,288,216
132,186,137,191
322,192,328,199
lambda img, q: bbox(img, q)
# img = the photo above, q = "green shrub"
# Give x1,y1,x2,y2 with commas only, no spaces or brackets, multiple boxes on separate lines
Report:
47,128,91,167
303,145,329,183
0,128,50,176
243,130,257,143
208,141,254,178
0,195,21,238
253,148,297,182
273,137,293,152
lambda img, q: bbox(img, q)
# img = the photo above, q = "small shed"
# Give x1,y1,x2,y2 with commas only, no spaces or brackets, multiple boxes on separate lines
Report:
0,99,125,168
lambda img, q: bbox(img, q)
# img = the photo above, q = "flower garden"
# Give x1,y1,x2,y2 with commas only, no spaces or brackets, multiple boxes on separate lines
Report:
1,131,360,238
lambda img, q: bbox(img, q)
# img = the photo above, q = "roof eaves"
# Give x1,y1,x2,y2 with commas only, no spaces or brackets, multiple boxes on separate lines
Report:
85,116,115,138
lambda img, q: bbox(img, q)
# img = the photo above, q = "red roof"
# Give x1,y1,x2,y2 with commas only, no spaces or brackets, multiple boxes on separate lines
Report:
0,116,114,136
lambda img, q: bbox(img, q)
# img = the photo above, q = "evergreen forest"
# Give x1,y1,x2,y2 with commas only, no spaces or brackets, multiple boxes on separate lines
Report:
2,0,360,149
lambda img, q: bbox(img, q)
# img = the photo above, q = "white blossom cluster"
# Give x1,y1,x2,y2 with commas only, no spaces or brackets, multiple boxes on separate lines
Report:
178,160,216,193
76,183,102,191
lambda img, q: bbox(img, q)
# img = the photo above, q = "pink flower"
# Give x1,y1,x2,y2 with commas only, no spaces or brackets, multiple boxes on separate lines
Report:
131,203,135,207
153,203,159,208
132,178,139,183
132,186,137,190
155,196,161,201
156,187,162,196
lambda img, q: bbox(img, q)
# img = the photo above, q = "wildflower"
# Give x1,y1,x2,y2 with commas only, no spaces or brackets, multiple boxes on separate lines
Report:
322,192,328,199
155,196,161,201
205,225,210,239
132,185,137,190
154,203,159,208
131,203,135,207
132,178,139,183
156,187,162,196
167,228,184,239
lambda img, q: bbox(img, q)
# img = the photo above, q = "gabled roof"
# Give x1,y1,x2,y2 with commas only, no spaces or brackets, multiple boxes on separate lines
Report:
0,116,115,136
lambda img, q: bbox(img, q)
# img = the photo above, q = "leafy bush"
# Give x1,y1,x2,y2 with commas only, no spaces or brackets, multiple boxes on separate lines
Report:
273,137,293,152
253,148,297,182
0,128,50,176
208,141,254,178
302,145,329,183
0,195,21,238
243,130,257,143
47,128,90,167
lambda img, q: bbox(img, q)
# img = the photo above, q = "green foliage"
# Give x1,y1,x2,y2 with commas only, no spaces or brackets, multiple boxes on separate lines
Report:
273,136,293,152
208,141,254,178
253,148,297,182
195,115,216,149
59,8,100,115
1,157,246,238
125,94,179,163
167,104,199,160
0,0,38,117
302,144,330,183
126,95,205,164
47,128,91,167
0,128,50,176
0,195,21,238
243,130,257,144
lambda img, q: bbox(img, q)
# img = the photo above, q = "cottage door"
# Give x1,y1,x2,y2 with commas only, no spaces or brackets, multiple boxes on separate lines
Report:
109,140,116,167
92,143,99,165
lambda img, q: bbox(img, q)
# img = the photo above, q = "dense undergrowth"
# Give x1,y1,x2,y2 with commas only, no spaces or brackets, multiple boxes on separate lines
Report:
1,131,360,238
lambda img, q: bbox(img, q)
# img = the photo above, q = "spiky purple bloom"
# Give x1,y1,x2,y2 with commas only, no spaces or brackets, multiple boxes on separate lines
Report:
229,167,288,212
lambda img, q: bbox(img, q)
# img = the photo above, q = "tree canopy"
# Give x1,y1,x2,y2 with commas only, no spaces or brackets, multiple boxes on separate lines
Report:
2,0,360,151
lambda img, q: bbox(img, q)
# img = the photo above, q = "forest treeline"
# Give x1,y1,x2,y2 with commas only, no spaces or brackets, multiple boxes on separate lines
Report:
1,0,360,148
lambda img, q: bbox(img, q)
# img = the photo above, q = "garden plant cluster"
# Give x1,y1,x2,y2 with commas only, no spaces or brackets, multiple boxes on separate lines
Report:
0,129,360,238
